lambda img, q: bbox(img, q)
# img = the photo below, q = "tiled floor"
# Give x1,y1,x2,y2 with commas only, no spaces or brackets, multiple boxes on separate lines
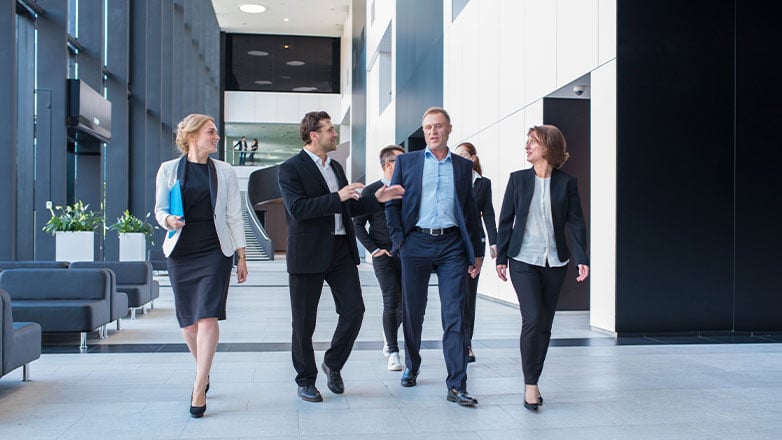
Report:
1,259,780,439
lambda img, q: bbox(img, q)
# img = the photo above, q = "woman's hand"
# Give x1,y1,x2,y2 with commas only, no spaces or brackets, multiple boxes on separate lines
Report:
166,215,185,230
576,264,589,282
496,264,508,282
236,259,248,283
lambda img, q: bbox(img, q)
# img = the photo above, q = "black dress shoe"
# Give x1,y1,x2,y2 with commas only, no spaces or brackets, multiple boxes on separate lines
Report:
297,385,323,402
321,362,344,394
400,368,418,387
189,392,206,418
538,395,543,405
447,388,478,406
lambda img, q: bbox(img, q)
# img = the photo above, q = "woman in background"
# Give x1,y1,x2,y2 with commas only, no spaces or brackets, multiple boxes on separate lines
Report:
248,138,259,164
495,125,589,412
454,142,497,363
155,114,248,418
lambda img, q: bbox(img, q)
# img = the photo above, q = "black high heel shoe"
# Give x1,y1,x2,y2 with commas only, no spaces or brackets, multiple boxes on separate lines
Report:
189,391,206,418
523,400,540,412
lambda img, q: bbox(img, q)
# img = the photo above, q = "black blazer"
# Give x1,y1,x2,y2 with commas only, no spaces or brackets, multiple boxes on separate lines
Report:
385,149,484,263
496,168,588,266
473,176,497,246
353,180,392,254
279,149,383,274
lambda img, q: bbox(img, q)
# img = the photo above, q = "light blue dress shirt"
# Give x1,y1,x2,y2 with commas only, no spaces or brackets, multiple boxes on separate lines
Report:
416,147,457,229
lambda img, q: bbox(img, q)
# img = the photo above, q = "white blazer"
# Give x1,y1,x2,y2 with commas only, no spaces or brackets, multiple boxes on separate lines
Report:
154,156,246,258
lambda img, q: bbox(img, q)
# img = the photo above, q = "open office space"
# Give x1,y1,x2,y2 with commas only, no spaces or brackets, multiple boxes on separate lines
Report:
1,1,780,438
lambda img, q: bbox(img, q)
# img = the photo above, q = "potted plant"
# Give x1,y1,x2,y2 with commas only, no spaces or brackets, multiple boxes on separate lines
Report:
108,210,156,261
42,200,103,262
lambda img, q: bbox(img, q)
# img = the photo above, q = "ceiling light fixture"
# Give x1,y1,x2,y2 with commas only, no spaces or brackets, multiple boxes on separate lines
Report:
283,18,289,22
248,50,269,56
292,86,318,92
286,60,305,66
254,80,272,85
239,4,267,14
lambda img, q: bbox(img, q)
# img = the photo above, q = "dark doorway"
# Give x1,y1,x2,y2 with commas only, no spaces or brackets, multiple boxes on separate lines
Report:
543,97,591,311
404,127,426,152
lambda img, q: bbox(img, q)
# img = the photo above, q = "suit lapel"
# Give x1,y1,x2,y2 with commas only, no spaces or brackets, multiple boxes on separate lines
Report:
298,149,330,193
207,158,218,212
176,155,188,211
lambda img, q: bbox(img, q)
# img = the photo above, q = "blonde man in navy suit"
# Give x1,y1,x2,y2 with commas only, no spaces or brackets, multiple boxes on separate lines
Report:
496,125,589,412
386,107,484,407
278,111,404,403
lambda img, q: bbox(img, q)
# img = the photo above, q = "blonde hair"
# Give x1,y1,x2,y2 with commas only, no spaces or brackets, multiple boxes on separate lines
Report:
175,114,215,154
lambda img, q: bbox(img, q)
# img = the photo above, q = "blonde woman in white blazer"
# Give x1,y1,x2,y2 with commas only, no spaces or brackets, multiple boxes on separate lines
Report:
154,114,247,418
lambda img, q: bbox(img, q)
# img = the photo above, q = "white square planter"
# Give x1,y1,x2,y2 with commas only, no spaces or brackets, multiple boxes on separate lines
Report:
118,233,147,261
55,231,95,262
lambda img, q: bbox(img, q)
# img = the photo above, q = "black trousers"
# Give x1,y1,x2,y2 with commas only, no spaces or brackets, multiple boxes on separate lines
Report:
463,271,479,346
289,237,365,386
508,259,567,385
372,253,403,353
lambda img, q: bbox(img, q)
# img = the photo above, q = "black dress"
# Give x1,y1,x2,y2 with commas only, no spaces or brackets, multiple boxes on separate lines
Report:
167,161,232,328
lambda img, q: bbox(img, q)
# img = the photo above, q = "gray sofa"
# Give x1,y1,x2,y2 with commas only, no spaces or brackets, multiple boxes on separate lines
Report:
0,261,70,271
70,261,159,319
1,289,41,381
0,268,114,350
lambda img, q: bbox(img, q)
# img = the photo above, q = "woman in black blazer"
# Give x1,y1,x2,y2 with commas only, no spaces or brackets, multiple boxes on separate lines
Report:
454,142,497,363
495,125,589,412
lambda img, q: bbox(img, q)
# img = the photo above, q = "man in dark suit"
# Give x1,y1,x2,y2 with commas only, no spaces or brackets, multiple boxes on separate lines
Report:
278,111,404,403
385,107,484,406
353,145,406,372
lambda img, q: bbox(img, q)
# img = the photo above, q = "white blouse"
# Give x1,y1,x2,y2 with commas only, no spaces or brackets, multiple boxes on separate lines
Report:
512,175,569,267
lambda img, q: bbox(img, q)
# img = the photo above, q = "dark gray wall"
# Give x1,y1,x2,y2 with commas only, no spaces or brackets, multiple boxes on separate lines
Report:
395,0,443,147
0,0,17,260
615,0,781,333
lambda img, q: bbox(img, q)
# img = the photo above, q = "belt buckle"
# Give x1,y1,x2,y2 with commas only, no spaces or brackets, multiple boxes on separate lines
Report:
431,228,444,236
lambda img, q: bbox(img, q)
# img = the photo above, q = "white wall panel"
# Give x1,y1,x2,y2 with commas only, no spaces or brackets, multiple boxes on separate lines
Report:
589,60,616,333
498,0,525,118
598,0,616,64
224,92,341,124
556,0,599,88
477,0,500,130
523,0,557,104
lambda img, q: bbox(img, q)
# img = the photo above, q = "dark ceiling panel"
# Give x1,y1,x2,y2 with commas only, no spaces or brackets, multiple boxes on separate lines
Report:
225,34,340,93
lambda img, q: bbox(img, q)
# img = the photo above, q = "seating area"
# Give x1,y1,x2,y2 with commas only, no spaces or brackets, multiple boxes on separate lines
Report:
0,289,41,381
0,261,161,350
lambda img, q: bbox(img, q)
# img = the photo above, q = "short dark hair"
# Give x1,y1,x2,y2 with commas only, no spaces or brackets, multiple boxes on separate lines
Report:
378,145,405,167
528,125,569,168
300,111,331,144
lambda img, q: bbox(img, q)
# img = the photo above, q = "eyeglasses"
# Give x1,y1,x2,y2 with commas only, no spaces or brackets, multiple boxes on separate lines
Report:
386,159,396,163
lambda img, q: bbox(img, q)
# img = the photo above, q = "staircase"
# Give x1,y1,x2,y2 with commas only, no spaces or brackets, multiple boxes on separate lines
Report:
240,192,270,261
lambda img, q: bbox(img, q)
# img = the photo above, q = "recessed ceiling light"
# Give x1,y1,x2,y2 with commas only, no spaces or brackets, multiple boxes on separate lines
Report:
292,86,318,92
286,60,305,66
239,4,267,14
283,44,289,49
254,80,272,85
280,75,291,79
247,50,269,56
283,18,289,22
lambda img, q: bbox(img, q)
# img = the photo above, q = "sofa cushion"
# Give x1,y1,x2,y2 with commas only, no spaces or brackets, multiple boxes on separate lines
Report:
10,300,110,332
0,269,111,300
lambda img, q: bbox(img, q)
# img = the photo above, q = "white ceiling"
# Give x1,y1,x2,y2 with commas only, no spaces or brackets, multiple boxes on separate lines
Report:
211,0,351,36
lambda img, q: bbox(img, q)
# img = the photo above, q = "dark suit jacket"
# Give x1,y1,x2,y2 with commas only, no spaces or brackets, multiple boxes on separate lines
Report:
473,176,497,245
279,149,383,274
496,168,589,266
353,180,392,254
385,149,484,264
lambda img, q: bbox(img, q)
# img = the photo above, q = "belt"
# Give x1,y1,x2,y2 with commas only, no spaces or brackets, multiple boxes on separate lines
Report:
413,226,459,236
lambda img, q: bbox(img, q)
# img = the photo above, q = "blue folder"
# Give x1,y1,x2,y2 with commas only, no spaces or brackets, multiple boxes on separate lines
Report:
168,180,184,238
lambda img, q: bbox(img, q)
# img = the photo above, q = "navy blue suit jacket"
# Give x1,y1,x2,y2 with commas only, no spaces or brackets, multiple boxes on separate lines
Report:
279,149,383,274
496,168,589,266
385,149,484,264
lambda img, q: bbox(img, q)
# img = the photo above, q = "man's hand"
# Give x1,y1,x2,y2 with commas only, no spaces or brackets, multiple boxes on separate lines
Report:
338,183,365,201
496,264,508,282
375,184,405,203
468,256,483,279
576,264,590,282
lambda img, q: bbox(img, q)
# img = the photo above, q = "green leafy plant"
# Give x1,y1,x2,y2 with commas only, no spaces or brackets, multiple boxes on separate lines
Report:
107,210,157,245
42,201,103,235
